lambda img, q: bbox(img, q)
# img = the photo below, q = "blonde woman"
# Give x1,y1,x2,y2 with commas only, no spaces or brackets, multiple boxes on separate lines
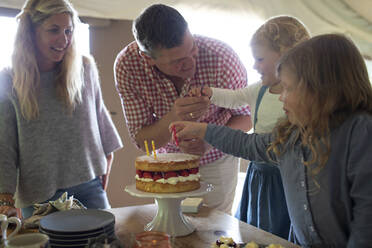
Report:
173,34,372,247
190,16,310,239
0,0,123,218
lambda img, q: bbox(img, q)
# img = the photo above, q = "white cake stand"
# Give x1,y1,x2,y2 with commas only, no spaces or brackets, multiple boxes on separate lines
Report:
125,182,213,237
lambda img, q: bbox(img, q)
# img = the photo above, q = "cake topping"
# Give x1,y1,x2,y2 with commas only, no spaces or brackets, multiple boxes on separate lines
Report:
136,153,200,162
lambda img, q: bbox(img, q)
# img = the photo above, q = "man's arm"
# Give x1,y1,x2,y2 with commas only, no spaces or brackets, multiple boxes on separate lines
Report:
135,96,210,151
135,108,178,150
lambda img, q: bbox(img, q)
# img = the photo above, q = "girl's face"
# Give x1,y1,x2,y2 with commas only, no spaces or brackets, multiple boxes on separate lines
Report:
251,43,281,86
34,12,73,71
279,67,309,126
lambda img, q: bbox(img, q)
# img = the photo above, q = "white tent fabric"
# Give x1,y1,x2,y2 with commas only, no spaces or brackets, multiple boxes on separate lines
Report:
1,0,371,57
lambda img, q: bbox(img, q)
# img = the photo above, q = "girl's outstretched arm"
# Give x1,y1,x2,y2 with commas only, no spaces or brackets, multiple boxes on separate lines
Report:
170,122,274,163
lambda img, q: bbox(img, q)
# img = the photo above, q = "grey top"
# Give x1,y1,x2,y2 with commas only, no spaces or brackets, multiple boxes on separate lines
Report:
0,61,123,208
205,113,372,247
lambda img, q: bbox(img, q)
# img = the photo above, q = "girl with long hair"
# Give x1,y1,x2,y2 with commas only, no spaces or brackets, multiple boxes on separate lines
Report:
172,34,372,246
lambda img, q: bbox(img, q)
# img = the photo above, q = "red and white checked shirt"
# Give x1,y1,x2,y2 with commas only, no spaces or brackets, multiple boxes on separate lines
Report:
115,35,250,165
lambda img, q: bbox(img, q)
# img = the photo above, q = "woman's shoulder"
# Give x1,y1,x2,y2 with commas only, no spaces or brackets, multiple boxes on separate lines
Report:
82,55,96,71
82,55,99,82
0,68,14,100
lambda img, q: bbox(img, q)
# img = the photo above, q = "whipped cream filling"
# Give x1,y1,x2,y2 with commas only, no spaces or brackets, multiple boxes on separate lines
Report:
136,153,200,162
135,173,200,185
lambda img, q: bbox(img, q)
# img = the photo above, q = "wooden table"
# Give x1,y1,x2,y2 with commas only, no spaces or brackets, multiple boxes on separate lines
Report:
108,204,299,248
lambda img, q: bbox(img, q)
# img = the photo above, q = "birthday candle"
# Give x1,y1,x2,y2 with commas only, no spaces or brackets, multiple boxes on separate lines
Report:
144,140,150,156
172,125,179,146
152,140,157,159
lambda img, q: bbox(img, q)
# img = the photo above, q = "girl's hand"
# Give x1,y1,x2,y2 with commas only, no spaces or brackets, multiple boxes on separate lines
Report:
178,138,213,156
169,121,208,142
188,86,212,98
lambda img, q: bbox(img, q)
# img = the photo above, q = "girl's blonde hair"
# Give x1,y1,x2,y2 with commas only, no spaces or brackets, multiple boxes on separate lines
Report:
12,0,84,120
251,16,310,54
269,34,372,175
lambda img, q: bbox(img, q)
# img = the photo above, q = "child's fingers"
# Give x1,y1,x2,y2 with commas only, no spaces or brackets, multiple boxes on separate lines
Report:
201,86,212,98
188,87,202,97
169,121,184,133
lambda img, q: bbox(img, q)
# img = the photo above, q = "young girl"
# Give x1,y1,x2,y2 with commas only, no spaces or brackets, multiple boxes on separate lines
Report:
173,34,372,247
191,16,310,239
0,0,123,218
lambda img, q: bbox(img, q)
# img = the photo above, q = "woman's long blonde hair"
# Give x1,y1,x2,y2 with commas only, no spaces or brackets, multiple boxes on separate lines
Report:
269,34,372,175
12,0,84,120
251,16,310,55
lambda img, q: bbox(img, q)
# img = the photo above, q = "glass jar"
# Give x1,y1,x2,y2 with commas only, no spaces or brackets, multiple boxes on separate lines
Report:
134,231,172,248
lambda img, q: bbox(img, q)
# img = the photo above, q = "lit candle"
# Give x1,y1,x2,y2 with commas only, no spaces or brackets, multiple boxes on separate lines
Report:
152,140,157,159
144,140,150,156
171,125,179,146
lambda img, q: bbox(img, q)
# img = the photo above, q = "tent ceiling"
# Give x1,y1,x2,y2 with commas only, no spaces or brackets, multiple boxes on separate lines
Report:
0,0,370,22
1,0,371,57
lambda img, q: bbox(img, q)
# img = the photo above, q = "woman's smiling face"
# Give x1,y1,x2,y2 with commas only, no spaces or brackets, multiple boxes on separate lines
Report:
34,12,73,71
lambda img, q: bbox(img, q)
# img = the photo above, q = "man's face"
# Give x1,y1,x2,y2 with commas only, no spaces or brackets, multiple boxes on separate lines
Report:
148,29,198,79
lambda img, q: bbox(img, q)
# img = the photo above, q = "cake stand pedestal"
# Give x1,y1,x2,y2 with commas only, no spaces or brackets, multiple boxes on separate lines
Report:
125,182,213,237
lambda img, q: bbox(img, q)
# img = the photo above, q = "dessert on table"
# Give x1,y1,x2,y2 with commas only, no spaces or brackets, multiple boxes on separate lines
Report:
212,236,285,248
135,153,201,193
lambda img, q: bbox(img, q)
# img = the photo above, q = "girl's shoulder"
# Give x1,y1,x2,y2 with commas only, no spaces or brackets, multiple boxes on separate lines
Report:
249,81,263,90
351,112,372,128
248,81,264,98
335,112,372,136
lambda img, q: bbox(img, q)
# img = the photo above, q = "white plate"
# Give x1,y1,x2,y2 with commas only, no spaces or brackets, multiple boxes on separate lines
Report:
125,181,213,199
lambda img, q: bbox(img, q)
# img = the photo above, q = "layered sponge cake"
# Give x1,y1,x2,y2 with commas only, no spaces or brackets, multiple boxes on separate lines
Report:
135,153,201,193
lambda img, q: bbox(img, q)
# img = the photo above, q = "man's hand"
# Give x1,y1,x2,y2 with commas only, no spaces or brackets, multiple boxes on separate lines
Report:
178,138,212,156
172,96,210,121
0,206,17,217
135,96,210,150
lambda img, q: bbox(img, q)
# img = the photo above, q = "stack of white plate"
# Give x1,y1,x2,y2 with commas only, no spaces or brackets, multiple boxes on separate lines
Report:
39,209,115,248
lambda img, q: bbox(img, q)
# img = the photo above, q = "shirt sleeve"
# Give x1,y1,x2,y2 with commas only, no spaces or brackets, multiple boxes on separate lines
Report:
88,58,123,155
216,45,251,117
114,54,154,147
0,71,18,194
347,118,372,247
204,124,276,163
210,86,255,109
